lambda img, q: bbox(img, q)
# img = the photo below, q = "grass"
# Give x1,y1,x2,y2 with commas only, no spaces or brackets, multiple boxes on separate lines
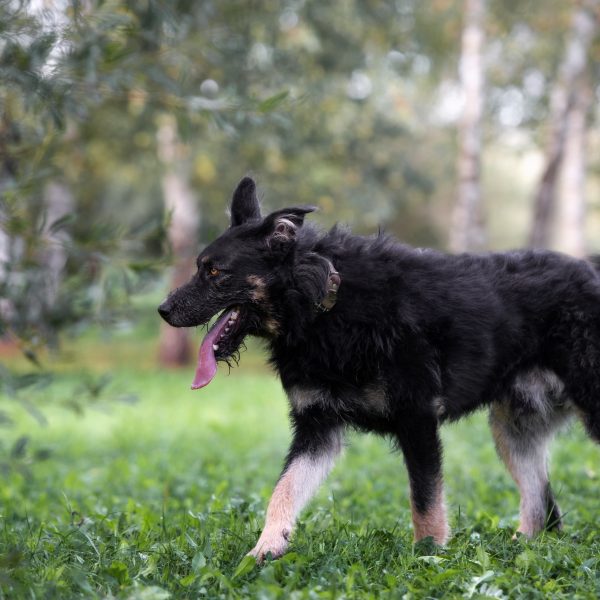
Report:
2,307,600,598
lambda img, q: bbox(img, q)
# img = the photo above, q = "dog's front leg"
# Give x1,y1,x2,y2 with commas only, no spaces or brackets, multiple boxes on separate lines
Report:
249,414,343,562
396,413,450,545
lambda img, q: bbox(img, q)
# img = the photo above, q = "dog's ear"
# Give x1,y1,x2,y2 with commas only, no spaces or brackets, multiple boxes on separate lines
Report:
230,177,261,227
262,206,316,251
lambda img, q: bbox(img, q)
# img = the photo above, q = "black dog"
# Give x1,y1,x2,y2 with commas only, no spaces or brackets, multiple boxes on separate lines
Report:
159,176,600,560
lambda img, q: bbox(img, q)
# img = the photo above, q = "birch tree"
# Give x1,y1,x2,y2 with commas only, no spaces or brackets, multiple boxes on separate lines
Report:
450,0,486,253
529,1,597,250
157,115,200,367
555,75,593,257
42,181,73,306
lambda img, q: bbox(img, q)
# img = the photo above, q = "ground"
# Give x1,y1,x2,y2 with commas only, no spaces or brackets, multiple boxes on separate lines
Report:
1,311,600,599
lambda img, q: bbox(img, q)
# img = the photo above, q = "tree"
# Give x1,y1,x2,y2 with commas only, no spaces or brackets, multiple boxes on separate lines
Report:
529,1,597,250
450,0,487,253
157,115,199,366
555,74,593,258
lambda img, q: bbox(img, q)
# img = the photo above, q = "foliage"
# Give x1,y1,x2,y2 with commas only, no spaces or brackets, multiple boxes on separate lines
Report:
1,353,600,598
2,0,599,359
0,1,164,357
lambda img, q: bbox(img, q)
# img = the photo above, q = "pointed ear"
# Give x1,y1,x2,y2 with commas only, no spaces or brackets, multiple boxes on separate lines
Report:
230,177,261,227
263,206,316,250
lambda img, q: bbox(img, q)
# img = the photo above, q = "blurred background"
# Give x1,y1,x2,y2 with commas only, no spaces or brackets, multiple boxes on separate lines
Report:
2,2,600,595
1,0,600,370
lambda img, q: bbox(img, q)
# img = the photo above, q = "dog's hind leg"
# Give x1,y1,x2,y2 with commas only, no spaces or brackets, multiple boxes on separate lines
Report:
396,414,450,545
562,369,600,443
248,409,343,562
555,314,600,443
489,397,565,537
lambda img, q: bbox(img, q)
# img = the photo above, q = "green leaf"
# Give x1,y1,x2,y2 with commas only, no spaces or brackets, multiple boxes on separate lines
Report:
257,90,289,113
232,554,256,580
191,551,206,573
475,544,490,570
179,573,196,587
106,560,130,586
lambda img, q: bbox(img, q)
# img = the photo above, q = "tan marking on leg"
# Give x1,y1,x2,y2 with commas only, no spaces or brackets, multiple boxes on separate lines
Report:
249,467,296,560
490,403,550,537
249,431,343,561
411,477,450,544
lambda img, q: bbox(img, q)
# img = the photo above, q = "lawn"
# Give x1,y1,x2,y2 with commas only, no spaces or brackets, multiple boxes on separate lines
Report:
2,314,600,598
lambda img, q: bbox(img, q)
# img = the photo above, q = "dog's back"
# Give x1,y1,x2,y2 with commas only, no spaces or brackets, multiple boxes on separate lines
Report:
278,231,600,423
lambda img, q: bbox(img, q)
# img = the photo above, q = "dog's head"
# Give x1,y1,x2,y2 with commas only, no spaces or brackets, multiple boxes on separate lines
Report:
158,176,317,389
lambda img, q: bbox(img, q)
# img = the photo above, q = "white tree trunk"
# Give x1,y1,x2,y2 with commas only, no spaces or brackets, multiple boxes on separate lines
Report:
0,209,9,282
157,115,200,367
450,0,486,253
42,181,73,306
529,2,597,249
555,76,592,257
0,203,14,331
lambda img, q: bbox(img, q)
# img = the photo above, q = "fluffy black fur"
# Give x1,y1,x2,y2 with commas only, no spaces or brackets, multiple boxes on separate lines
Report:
159,176,600,550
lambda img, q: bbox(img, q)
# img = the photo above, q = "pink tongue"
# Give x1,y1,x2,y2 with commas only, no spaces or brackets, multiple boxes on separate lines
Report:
191,310,235,390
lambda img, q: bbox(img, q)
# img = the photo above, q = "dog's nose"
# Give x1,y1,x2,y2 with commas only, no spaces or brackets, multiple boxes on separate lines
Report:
157,301,171,319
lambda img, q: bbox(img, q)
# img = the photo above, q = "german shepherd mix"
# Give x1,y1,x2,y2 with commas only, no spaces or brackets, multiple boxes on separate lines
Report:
158,176,600,561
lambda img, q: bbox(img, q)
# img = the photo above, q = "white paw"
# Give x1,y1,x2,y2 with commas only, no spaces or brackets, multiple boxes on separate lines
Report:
247,529,290,562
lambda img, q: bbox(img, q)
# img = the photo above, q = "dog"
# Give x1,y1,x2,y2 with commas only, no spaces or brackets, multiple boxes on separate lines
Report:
158,176,600,561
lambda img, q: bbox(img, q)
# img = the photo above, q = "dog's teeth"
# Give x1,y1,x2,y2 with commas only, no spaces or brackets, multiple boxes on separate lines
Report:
231,312,238,320
225,327,230,333
213,344,219,351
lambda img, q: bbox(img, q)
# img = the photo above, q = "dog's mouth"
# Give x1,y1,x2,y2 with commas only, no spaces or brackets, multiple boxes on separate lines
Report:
191,306,245,390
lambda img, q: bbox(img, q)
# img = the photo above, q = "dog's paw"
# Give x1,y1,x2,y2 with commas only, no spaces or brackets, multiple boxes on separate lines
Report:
247,529,290,563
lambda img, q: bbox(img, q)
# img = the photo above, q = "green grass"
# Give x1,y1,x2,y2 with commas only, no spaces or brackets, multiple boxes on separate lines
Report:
2,318,600,598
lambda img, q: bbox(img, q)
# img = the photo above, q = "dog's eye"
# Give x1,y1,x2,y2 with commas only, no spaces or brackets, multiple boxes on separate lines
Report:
209,267,220,277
